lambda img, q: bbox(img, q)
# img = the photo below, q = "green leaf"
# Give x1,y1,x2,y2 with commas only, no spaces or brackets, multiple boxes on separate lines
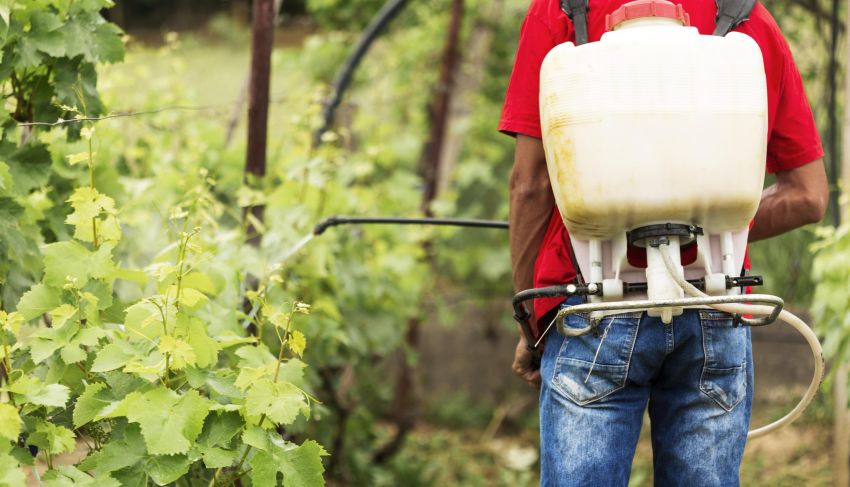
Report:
185,316,218,368
81,421,189,485
112,267,148,285
288,330,306,357
124,301,166,341
234,364,275,391
250,450,278,487
91,342,134,372
182,272,216,294
73,382,108,428
16,283,60,321
177,287,207,311
197,445,236,469
30,320,104,365
277,359,307,387
0,197,28,265
0,161,11,195
249,439,327,487
10,376,70,408
0,403,21,441
245,378,310,427
49,304,78,329
29,328,65,364
66,187,121,244
90,243,117,279
123,388,212,455
79,424,145,473
198,411,242,448
185,368,241,399
145,454,191,486
242,425,270,451
42,240,116,289
0,450,25,487
42,466,119,487
4,142,51,195
235,344,277,367
43,241,89,288
157,335,195,370
277,440,327,487
30,11,65,57
92,22,124,63
28,421,76,455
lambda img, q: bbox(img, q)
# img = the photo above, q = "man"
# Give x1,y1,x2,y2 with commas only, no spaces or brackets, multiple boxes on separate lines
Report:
499,0,828,484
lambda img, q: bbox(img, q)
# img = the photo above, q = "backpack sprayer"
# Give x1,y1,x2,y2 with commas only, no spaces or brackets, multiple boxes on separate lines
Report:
297,0,823,442
512,0,823,439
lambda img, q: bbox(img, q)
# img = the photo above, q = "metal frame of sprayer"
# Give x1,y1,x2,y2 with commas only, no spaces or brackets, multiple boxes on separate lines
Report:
512,223,775,362
306,215,823,440
509,221,822,439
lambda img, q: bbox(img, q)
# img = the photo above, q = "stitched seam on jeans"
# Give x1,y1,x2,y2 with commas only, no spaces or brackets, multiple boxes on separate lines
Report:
552,314,640,406
699,318,747,412
700,319,714,365
550,330,572,388
701,366,747,412
553,360,629,406
700,319,709,405
622,314,640,385
575,383,626,406
665,324,674,355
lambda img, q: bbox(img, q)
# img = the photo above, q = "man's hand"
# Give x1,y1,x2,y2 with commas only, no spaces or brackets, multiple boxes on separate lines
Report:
512,335,542,388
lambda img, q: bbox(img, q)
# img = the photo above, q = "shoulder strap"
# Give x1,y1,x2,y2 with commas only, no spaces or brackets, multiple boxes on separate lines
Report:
561,0,590,45
713,0,757,36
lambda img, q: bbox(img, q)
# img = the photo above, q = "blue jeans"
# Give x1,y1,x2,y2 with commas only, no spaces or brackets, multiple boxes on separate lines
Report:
539,299,753,486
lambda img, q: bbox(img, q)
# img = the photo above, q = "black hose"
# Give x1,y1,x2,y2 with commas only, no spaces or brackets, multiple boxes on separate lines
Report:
313,215,509,236
313,0,410,147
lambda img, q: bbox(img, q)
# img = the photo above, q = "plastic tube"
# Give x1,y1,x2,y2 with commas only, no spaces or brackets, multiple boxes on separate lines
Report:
660,244,824,440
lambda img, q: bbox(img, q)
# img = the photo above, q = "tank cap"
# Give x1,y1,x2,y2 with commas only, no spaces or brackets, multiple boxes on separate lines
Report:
605,0,690,31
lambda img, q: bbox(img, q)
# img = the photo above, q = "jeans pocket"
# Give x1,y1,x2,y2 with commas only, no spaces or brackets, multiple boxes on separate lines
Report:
551,312,640,406
699,310,748,411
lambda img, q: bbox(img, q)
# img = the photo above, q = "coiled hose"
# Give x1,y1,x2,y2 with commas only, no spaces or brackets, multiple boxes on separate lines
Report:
660,243,824,439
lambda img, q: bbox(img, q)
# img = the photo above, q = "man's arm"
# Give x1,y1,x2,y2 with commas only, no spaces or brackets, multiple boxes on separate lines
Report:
510,135,555,292
509,134,556,388
750,158,828,241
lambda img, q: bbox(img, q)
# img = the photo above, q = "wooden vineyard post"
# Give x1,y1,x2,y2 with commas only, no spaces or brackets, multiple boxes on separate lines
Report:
244,0,275,245
836,364,849,487
834,1,850,484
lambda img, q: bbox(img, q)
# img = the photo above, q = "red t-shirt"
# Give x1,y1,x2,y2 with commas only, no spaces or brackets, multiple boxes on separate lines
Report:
499,0,824,323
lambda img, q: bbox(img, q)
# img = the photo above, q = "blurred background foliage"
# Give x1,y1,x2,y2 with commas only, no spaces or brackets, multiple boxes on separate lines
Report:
12,0,848,483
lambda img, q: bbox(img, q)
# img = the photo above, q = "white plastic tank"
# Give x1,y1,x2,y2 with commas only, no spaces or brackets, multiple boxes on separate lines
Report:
539,0,768,241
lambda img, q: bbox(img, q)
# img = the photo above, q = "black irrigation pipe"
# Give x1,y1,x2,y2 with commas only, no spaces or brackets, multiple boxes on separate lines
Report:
313,215,509,236
313,0,410,148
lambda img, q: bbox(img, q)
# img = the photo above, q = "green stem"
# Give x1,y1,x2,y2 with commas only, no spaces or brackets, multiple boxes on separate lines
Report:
74,289,83,327
232,441,258,485
231,306,297,477
1,330,12,380
88,135,99,249
207,467,221,487
271,303,298,383
164,352,171,387
174,222,193,311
